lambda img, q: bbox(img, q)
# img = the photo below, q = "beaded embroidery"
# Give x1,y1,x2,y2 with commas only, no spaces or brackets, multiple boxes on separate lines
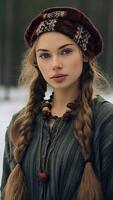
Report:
36,11,66,36
43,11,66,19
74,24,91,51
36,19,57,36
36,12,91,52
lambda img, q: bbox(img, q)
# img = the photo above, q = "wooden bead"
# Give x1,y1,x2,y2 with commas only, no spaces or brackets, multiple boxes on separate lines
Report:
37,171,49,182
66,107,71,112
63,111,72,121
42,101,52,109
42,106,50,112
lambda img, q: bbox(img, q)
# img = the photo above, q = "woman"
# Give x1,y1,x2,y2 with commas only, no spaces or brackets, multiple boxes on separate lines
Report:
1,6,113,200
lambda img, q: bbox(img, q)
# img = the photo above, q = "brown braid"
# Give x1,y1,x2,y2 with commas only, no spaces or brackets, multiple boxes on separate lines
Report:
5,72,47,200
74,62,103,200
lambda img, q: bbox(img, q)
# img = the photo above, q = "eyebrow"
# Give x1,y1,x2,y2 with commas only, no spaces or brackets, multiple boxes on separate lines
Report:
36,43,74,52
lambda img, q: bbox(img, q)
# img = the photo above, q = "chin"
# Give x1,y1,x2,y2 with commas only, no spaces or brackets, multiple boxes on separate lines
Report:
50,83,75,90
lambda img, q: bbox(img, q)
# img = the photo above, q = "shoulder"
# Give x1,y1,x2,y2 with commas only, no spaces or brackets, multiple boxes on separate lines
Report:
6,103,41,141
92,95,113,158
92,95,113,126
7,107,25,126
5,107,25,142
92,95,113,114
91,95,113,148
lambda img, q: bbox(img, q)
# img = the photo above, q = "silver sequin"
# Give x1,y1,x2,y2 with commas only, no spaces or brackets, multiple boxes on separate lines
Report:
74,24,91,51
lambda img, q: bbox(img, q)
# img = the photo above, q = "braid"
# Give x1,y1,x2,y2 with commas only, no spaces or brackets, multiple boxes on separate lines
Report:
74,62,103,200
13,73,46,162
5,72,47,200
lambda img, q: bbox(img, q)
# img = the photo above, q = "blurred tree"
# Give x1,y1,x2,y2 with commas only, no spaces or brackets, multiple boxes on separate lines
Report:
0,0,5,85
3,0,14,86
106,0,113,77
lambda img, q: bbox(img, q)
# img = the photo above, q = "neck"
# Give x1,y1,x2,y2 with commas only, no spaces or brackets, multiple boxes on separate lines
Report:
51,87,79,116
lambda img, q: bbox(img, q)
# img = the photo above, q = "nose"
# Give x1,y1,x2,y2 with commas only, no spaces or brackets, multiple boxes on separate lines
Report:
52,55,62,70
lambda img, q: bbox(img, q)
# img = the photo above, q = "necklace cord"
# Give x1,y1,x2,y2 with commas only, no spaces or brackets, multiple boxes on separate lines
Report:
37,92,78,183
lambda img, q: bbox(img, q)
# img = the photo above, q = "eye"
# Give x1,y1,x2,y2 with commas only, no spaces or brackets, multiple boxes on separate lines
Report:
61,48,73,55
39,53,51,59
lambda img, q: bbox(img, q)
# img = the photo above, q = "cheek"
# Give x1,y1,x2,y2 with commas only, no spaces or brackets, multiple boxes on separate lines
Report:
38,63,50,82
68,56,83,71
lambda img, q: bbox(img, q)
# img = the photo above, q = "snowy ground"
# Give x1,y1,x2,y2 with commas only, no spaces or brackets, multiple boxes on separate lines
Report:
0,87,113,184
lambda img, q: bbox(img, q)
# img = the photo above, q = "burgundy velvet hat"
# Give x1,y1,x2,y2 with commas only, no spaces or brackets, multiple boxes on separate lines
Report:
24,7,104,58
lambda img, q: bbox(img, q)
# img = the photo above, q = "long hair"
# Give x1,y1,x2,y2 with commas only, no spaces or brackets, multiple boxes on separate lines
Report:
5,42,107,199
5,45,47,199
75,61,103,199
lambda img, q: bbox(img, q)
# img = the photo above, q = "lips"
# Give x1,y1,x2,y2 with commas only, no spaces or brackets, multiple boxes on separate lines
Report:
51,74,67,78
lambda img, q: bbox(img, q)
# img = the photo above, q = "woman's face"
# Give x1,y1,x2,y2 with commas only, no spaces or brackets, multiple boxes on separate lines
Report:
35,32,83,90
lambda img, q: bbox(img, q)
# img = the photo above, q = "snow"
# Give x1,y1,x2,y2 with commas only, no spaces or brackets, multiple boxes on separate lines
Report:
0,87,28,185
0,87,113,184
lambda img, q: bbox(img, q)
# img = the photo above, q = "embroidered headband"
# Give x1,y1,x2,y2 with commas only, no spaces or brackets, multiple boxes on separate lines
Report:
24,7,104,58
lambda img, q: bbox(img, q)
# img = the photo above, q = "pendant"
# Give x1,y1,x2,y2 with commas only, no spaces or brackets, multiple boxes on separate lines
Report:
37,171,49,182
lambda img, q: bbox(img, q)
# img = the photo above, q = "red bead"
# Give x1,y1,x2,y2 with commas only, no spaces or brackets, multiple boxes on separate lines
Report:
37,172,49,182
